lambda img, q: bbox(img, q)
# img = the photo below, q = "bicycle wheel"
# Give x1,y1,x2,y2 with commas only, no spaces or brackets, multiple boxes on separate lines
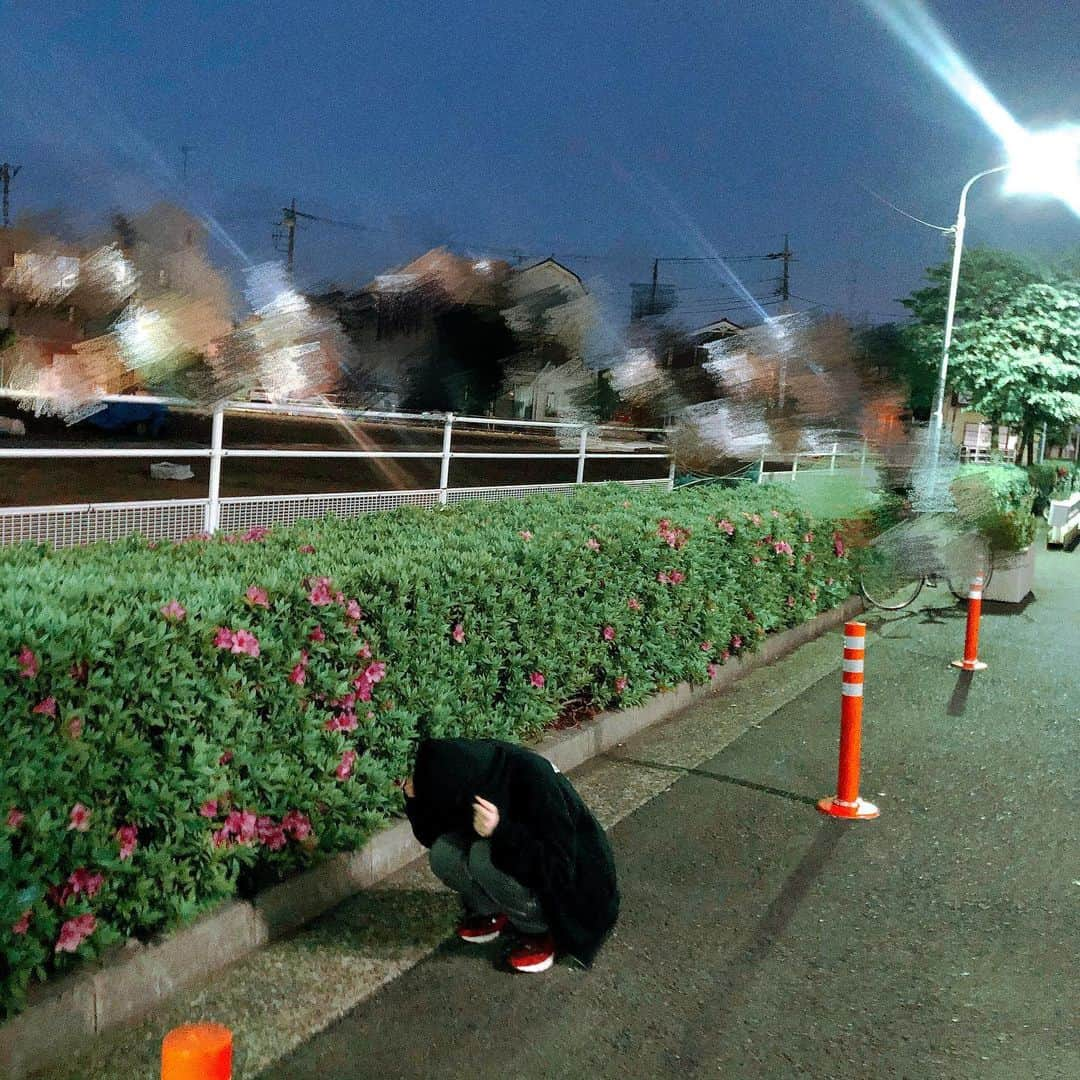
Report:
943,532,994,600
858,545,925,610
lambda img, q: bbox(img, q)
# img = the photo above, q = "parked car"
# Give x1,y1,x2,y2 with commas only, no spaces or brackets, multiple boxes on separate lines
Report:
82,402,169,437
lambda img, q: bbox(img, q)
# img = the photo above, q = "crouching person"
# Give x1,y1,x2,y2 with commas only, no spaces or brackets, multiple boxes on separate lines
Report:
398,737,619,973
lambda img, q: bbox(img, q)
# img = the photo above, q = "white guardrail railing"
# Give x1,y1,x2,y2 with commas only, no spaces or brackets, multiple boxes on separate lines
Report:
0,390,674,548
757,442,870,483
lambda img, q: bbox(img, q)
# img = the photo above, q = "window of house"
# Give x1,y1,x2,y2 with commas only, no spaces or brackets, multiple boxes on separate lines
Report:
544,392,558,417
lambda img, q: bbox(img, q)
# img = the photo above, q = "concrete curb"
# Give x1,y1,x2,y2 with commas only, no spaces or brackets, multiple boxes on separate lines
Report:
1,596,863,1078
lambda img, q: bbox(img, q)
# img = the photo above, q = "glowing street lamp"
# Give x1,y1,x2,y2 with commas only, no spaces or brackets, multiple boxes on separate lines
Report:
926,127,1080,498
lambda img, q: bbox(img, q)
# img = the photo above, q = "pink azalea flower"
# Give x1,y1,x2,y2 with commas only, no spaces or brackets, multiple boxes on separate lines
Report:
213,627,235,650
219,750,234,765
717,519,735,536
223,809,257,842
256,816,288,851
656,571,670,585
519,530,533,541
32,697,57,717
707,663,719,679
281,810,312,840
12,909,31,935
160,600,187,622
364,661,387,684
451,623,465,644
804,531,815,543
200,799,219,819
586,538,601,551
66,715,83,739
55,913,96,954
243,527,270,543
344,599,363,622
752,555,762,565
336,750,357,781
68,867,104,898
700,641,712,652
602,625,616,642
230,629,260,657
731,635,743,651
221,534,239,544
529,671,546,689
245,585,270,608
325,711,358,733
773,540,793,556
669,570,685,584
17,646,39,679
117,825,138,860
750,513,763,526
787,595,796,608
627,597,642,611
721,649,731,661
211,828,230,849
833,532,846,558
356,641,372,659
68,803,91,832
288,663,307,686
298,544,317,554
614,676,628,694
308,577,335,606
7,807,25,830
309,625,326,643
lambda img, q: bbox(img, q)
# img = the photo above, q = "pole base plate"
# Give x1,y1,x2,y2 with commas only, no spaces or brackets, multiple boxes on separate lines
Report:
817,796,879,820
950,659,988,671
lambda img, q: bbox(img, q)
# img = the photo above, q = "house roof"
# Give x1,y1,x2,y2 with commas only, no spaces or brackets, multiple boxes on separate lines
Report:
688,317,743,340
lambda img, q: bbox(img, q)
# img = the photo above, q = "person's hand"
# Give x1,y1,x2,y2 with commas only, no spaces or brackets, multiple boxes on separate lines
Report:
472,796,499,837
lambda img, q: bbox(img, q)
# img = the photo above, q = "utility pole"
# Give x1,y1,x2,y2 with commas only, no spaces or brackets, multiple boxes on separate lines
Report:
1,163,22,228
766,234,795,409
650,257,659,311
283,199,296,275
180,145,195,186
766,233,793,312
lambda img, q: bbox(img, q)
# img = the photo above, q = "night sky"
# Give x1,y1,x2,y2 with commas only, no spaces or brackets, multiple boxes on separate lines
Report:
2,0,1077,331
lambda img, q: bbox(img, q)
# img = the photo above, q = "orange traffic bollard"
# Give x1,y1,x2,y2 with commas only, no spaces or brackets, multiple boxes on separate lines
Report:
951,574,988,672
817,621,879,820
161,1023,232,1080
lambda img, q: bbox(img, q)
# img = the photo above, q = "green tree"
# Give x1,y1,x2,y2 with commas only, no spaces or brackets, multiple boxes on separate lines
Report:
901,248,1080,463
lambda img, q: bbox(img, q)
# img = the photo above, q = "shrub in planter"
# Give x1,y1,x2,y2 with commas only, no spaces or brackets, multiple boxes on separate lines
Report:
950,463,1036,553
0,483,856,1017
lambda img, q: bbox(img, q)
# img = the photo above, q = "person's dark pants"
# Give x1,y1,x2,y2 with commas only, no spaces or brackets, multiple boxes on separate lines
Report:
429,831,549,935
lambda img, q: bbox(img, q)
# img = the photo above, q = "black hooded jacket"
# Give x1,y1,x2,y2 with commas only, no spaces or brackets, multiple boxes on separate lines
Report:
404,737,619,967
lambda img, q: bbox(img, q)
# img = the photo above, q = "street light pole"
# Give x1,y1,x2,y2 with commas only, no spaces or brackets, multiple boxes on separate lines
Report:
926,165,1009,500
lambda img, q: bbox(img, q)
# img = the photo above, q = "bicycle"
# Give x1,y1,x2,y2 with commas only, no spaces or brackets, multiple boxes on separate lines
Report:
857,511,994,611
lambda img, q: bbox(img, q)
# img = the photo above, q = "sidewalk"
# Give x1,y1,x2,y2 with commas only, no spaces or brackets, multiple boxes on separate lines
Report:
44,547,1079,1079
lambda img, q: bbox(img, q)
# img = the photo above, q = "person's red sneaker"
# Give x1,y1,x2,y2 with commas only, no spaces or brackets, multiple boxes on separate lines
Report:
507,932,557,973
456,912,509,944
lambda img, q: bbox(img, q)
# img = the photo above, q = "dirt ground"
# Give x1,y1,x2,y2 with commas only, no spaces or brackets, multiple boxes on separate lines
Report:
0,403,666,507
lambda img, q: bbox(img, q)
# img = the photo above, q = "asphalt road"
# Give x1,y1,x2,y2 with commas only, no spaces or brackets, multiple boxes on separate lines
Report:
263,546,1079,1080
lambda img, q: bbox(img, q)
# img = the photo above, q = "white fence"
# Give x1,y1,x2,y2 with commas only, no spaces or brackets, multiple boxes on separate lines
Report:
757,443,870,483
0,391,673,548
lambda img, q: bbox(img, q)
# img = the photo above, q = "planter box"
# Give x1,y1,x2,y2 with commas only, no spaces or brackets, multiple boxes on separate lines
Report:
984,545,1035,604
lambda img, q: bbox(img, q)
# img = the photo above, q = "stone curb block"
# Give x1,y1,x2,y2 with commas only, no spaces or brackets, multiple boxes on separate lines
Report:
1,595,862,1078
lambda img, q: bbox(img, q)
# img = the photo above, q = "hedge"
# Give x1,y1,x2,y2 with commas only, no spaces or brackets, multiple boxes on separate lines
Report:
0,483,855,1017
950,463,1037,552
